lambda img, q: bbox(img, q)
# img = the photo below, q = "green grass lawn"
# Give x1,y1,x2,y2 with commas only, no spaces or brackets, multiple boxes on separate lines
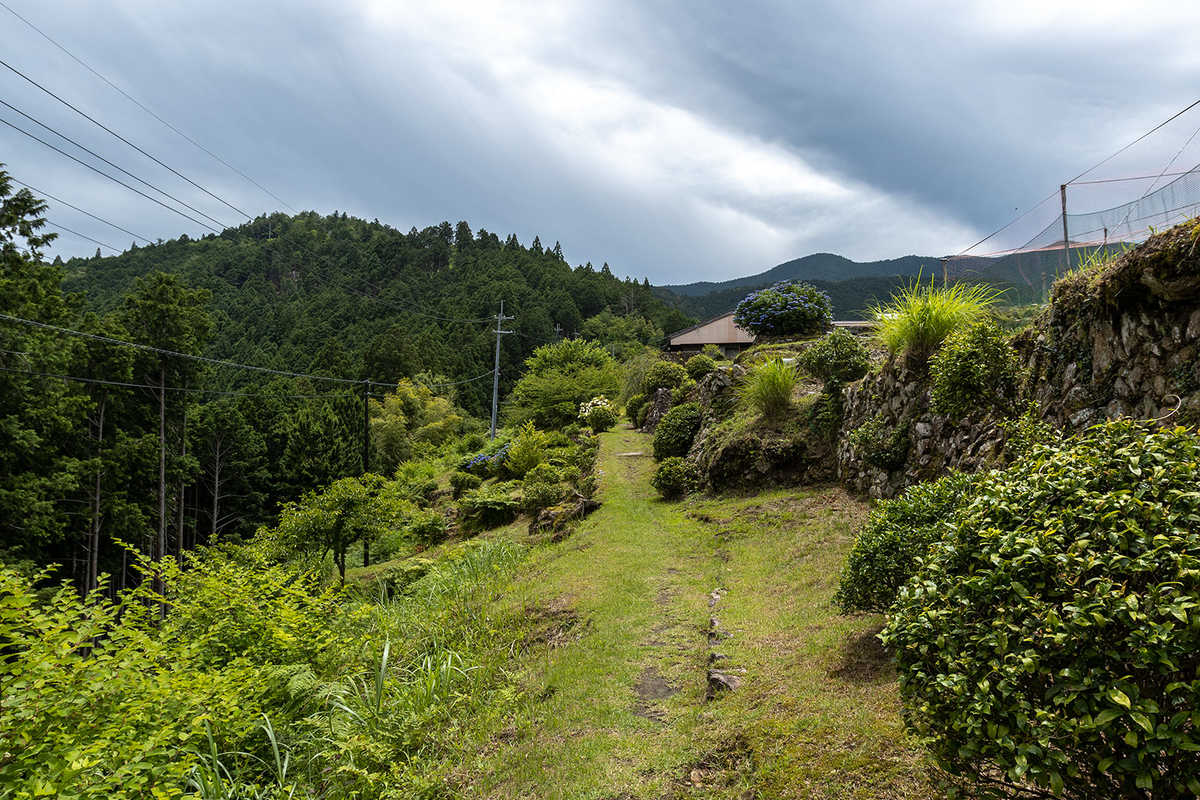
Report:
456,426,938,799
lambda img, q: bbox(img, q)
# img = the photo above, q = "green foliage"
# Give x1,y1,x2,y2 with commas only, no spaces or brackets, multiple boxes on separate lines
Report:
929,318,1022,419
403,508,448,545
505,339,621,429
503,421,548,478
269,473,407,580
733,280,833,337
738,358,797,421
870,278,1001,362
640,360,688,396
847,414,910,470
883,421,1200,798
834,472,977,614
521,463,567,514
370,379,464,475
651,456,697,500
652,402,703,461
449,471,482,499
999,402,1063,461
700,344,725,360
797,329,870,387
458,482,521,530
685,353,717,381
578,396,618,433
624,392,647,423
670,378,697,407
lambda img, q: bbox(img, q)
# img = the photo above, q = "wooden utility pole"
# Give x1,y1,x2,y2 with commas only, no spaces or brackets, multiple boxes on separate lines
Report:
1061,184,1071,273
490,302,514,440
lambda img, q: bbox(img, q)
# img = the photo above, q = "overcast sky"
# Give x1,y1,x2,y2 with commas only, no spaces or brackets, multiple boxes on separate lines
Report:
2,0,1198,285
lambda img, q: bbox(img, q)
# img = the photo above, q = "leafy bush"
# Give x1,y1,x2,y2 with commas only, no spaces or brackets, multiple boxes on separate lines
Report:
522,463,566,513
501,421,547,479
651,457,697,499
999,402,1063,461
652,402,703,460
624,392,647,423
869,279,1001,363
797,329,870,388
504,339,621,429
671,378,697,407
449,471,482,499
700,344,725,360
929,317,1022,419
733,281,832,337
640,360,688,395
457,483,521,530
404,508,448,545
847,414,910,470
883,421,1200,798
685,354,717,381
578,396,618,433
834,471,977,614
738,358,797,421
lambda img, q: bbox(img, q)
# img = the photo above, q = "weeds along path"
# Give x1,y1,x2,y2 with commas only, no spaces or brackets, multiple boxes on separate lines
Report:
467,427,937,800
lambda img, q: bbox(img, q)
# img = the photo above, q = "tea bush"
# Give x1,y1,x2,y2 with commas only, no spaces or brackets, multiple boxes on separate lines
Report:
733,281,832,337
640,360,688,395
834,471,977,614
685,353,717,381
449,471,482,499
701,344,725,360
521,463,566,513
651,457,697,500
797,329,870,388
929,317,1022,419
883,421,1200,798
625,391,648,423
652,402,703,460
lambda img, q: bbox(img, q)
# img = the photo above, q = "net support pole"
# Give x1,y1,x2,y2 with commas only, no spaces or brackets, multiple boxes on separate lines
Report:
1060,184,1070,273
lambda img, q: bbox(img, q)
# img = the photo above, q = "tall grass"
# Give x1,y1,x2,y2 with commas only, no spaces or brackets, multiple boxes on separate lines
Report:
739,358,798,421
869,278,1001,362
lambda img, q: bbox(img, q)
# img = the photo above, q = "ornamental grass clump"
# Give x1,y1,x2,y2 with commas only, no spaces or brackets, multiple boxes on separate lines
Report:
869,278,1001,363
733,281,833,337
739,358,797,421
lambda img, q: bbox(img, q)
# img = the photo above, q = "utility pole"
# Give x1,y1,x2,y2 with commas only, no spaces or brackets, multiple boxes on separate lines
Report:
362,380,371,474
1061,184,1070,274
940,258,949,286
490,302,514,440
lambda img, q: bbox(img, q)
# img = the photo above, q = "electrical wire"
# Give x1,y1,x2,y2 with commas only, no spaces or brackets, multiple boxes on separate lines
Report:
0,56,252,221
43,221,118,253
0,98,229,229
0,0,298,214
0,365,356,398
9,177,154,245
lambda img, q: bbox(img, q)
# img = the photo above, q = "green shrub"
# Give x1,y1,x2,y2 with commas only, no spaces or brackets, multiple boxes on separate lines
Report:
834,472,977,614
869,279,1001,362
685,354,717,381
651,457,697,499
635,401,652,429
733,281,832,337
640,360,688,395
700,344,725,360
578,396,618,433
847,414,910,470
449,471,482,499
404,508,448,545
522,463,566,513
502,421,547,479
671,378,697,407
999,402,1063,461
797,329,870,387
652,402,703,461
738,358,797,421
929,318,1022,419
375,557,436,598
624,392,647,423
883,421,1200,798
504,339,621,429
458,483,521,530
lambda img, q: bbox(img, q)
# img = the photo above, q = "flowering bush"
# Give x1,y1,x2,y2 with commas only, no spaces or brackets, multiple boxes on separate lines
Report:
733,281,832,337
578,397,618,433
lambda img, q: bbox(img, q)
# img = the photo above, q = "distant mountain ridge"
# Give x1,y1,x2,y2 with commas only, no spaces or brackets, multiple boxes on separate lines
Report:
662,253,941,296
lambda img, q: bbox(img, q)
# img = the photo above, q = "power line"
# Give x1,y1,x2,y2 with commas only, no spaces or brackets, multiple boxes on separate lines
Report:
0,56,252,221
9,177,154,245
0,0,298,214
43,221,118,253
0,116,223,234
0,365,356,398
0,98,229,229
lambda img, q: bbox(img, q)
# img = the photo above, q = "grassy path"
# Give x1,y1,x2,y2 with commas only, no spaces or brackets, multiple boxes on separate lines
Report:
464,427,936,799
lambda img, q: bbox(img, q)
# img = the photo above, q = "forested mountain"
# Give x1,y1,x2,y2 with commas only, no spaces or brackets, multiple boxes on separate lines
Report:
3,169,695,593
660,252,936,296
